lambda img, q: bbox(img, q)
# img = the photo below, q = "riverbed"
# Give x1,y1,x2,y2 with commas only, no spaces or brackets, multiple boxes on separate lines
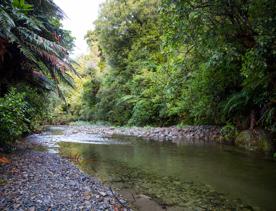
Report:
28,125,276,210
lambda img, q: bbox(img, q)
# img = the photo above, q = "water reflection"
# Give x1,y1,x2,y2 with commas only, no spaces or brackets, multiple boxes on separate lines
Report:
57,136,276,210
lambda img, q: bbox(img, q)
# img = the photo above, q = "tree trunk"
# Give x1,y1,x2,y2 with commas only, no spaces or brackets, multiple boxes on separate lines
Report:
249,109,256,130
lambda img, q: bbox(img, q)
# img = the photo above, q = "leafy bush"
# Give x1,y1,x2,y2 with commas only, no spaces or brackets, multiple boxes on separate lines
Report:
0,88,29,146
15,85,50,129
221,123,238,143
0,86,50,148
128,99,159,126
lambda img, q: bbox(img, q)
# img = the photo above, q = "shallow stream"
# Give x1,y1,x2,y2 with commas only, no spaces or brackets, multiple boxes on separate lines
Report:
28,126,276,210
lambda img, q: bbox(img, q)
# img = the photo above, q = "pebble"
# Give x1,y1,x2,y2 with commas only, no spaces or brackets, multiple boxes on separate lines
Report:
59,125,223,143
1,124,226,211
0,151,128,210
99,191,107,197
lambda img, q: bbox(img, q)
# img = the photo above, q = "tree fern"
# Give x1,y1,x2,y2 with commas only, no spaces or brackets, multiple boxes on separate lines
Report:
223,92,250,115
0,0,76,94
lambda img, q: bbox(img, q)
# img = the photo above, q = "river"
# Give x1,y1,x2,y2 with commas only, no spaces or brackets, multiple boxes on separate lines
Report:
27,125,276,210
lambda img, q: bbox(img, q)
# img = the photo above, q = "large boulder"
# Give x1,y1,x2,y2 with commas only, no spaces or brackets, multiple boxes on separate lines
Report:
235,129,274,152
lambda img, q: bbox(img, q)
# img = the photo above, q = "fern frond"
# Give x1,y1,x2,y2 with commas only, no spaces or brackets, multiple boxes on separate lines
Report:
117,95,139,106
54,67,75,88
19,44,52,76
0,7,16,29
223,91,250,115
23,16,42,32
260,107,275,126
31,70,55,90
0,0,77,96
0,7,16,42
17,27,67,57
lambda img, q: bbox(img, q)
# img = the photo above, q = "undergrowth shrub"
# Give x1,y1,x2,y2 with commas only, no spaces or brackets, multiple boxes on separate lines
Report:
0,86,50,149
0,88,29,147
220,123,238,143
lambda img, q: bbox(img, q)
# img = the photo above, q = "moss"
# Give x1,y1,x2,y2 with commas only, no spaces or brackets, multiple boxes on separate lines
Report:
0,179,7,186
235,130,273,152
235,130,252,149
31,144,47,152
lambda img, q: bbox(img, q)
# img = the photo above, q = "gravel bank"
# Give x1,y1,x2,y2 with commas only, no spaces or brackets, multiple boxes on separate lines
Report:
0,150,129,211
62,125,222,143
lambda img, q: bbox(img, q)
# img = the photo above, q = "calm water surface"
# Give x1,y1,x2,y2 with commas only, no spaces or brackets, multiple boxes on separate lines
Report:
32,126,276,210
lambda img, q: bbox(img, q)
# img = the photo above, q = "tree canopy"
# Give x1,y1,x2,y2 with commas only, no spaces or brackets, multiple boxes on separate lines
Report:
80,0,275,132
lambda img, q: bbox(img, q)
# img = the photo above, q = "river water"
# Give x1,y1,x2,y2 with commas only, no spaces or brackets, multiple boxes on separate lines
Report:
28,126,276,210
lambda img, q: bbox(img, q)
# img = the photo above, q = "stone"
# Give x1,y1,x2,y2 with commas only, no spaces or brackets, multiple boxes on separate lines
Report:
99,191,107,197
0,150,129,211
138,194,151,199
14,203,21,209
29,206,36,211
84,191,92,200
235,129,273,152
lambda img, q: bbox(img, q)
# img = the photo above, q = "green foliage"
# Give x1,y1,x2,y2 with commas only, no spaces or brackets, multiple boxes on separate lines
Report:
0,0,76,95
78,0,275,132
15,84,51,129
0,88,28,146
12,0,33,14
160,0,276,130
0,85,49,147
81,0,164,126
0,0,77,148
221,123,238,143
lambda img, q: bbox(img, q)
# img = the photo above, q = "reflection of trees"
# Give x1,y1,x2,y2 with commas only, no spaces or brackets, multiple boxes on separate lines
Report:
58,137,275,210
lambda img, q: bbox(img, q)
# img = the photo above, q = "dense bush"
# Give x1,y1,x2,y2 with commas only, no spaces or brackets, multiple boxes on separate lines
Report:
0,86,50,148
80,0,275,133
0,0,76,150
0,88,29,146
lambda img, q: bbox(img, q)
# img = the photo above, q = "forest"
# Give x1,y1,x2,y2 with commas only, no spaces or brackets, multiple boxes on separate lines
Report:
77,0,276,130
1,0,276,210
0,0,276,146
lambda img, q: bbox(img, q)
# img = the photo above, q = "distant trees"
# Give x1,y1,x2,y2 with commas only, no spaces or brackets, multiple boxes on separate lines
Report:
83,0,164,125
81,0,275,132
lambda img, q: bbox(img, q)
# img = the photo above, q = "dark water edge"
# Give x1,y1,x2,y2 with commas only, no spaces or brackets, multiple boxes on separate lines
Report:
56,134,276,211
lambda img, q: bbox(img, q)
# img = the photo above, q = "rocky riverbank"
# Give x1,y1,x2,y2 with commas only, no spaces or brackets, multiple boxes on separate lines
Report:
61,124,274,152
63,125,222,143
0,148,129,211
1,124,274,211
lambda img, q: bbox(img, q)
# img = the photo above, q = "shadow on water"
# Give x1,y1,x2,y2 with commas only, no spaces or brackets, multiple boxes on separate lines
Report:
55,135,276,211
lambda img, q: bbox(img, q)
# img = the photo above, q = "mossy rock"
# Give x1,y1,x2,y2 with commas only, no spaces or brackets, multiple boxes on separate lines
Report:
235,129,273,152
